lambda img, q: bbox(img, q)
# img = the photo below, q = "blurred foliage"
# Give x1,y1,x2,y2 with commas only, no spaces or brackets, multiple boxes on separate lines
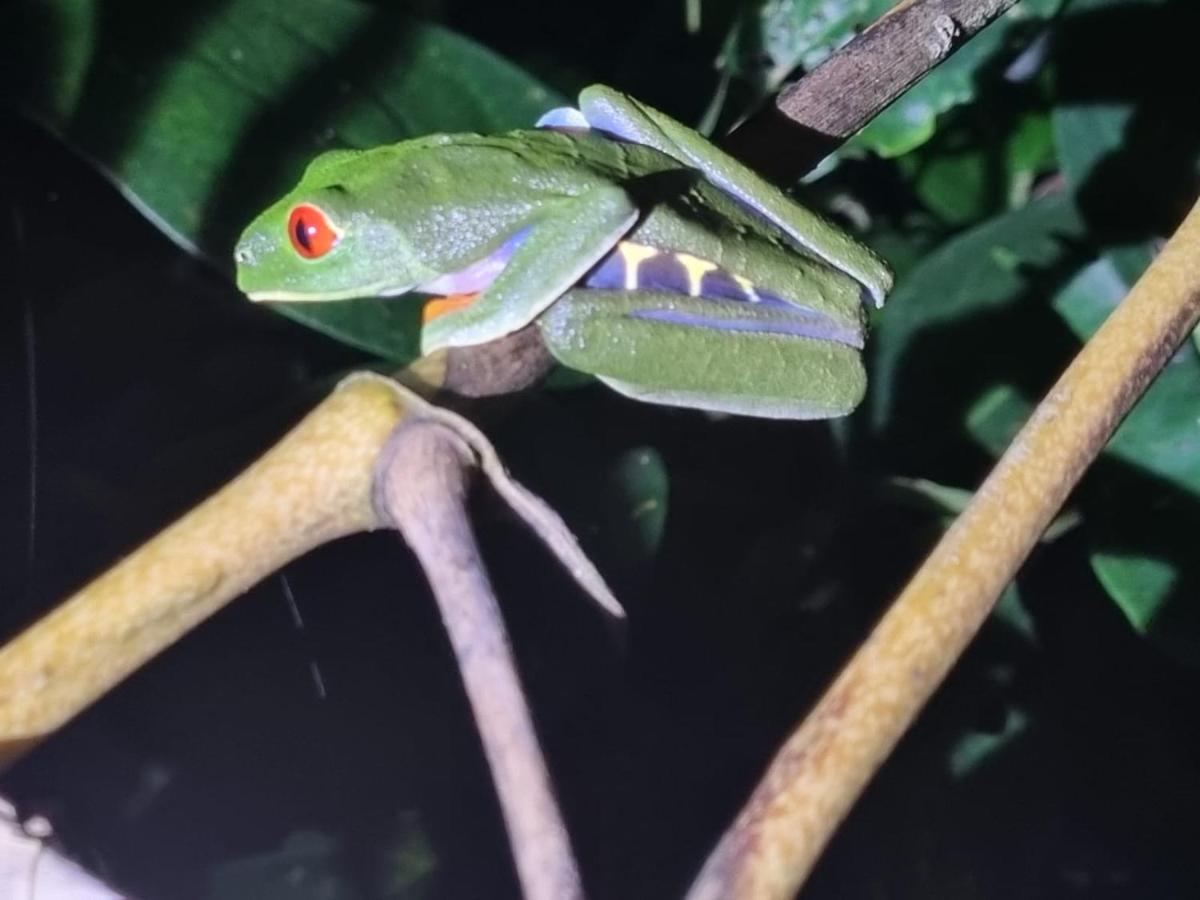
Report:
713,0,1064,157
3,0,1200,898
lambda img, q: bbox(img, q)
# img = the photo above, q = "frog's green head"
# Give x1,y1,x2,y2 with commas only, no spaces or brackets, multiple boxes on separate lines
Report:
234,146,438,302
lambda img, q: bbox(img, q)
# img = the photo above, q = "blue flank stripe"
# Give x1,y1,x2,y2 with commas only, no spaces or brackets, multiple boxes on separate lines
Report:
628,308,863,348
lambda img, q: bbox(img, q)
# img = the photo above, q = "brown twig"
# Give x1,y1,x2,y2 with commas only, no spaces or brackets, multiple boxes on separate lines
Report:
687,200,1200,899
724,0,1023,180
374,421,584,900
401,324,558,401
0,371,613,894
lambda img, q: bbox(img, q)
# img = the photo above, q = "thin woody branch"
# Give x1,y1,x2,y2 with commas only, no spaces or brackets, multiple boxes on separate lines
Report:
0,371,613,894
375,421,584,900
724,0,1023,180
402,323,558,401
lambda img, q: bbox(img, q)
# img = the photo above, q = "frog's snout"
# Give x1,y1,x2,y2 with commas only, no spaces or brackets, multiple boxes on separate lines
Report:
233,236,260,268
234,228,276,270
233,231,275,298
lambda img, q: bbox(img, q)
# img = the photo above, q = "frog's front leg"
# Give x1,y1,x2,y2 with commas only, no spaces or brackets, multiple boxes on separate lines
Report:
570,86,892,308
419,184,638,353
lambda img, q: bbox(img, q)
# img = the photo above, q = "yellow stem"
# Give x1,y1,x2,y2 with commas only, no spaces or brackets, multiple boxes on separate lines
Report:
0,373,410,768
690,200,1200,900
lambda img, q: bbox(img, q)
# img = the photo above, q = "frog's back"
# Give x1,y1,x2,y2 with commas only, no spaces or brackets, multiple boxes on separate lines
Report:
328,129,675,199
306,129,681,268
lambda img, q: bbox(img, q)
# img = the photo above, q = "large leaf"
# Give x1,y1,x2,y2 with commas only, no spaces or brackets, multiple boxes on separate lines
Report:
868,193,1086,433
1054,101,1134,197
5,0,560,362
904,109,1055,227
715,0,1061,159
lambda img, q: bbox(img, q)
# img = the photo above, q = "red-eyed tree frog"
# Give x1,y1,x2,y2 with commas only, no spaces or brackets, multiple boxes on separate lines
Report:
234,85,892,419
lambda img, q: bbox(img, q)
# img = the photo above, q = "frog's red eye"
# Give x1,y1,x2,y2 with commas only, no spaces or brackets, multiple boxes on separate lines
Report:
288,204,339,259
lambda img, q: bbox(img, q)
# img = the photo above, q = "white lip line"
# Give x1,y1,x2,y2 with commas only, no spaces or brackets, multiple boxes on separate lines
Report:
246,281,414,303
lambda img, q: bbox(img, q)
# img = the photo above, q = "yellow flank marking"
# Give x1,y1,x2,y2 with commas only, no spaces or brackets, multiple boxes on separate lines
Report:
734,274,762,302
617,242,659,291
675,252,719,296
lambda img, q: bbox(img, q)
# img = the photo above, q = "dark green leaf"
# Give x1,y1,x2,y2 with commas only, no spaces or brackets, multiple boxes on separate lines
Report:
888,475,1079,543
1052,0,1196,262
947,704,1029,779
1054,101,1133,194
380,812,438,899
1089,509,1200,666
1053,258,1200,498
1052,0,1171,193
8,0,559,362
887,476,975,518
910,148,991,226
206,832,362,900
901,105,1053,228
603,446,669,562
993,585,1038,642
869,193,1086,432
965,383,1033,457
1092,552,1174,634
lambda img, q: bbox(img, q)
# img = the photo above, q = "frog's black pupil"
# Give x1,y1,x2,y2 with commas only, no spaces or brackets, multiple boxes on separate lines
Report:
294,217,312,251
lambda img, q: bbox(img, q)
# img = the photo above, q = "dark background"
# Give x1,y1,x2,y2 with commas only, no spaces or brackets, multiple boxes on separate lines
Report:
3,1,1200,897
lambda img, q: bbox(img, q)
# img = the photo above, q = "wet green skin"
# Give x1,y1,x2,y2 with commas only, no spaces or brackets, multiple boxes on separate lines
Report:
235,86,892,419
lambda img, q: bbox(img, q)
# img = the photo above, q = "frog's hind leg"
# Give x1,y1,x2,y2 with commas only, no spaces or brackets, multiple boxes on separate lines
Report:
576,85,891,308
538,288,867,419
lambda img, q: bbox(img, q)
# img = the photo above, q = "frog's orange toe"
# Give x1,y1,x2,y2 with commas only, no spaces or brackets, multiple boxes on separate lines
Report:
421,292,480,324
